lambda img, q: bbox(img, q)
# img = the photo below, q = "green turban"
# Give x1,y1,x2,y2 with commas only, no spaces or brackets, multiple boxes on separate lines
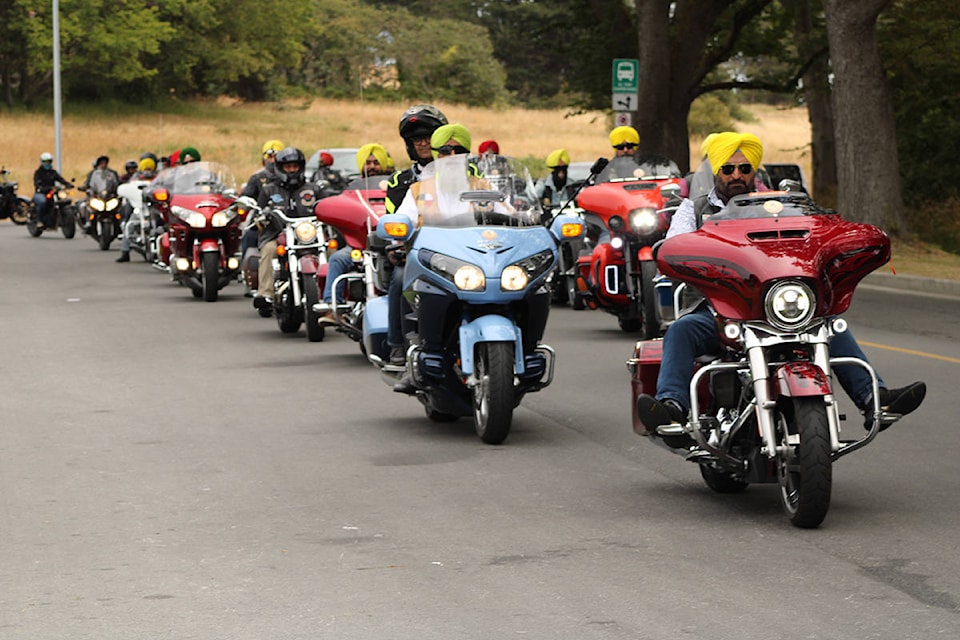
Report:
179,147,201,164
430,124,471,157
706,132,762,175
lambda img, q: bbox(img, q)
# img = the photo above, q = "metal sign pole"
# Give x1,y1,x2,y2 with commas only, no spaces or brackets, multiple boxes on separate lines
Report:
53,0,63,170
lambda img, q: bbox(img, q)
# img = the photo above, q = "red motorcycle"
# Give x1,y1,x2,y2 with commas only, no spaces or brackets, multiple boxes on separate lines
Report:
146,162,245,301
575,156,683,337
313,176,388,346
628,191,899,528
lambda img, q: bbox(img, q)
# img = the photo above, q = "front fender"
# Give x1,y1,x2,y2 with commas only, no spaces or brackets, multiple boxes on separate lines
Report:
199,238,221,253
458,314,523,376
299,253,320,275
774,361,832,397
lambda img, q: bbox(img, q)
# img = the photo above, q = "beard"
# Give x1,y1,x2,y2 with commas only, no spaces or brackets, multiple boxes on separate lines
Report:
723,180,751,198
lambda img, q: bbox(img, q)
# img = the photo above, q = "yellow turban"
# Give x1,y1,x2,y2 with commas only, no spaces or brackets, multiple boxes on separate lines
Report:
699,133,719,159
545,149,570,168
431,124,471,157
707,132,763,174
261,139,284,157
609,126,640,147
356,143,390,173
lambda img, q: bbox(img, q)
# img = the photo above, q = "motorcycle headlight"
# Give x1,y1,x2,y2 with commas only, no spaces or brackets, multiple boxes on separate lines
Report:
173,206,207,229
629,208,658,234
765,281,816,331
421,249,485,291
294,220,318,243
211,209,238,228
89,198,106,212
501,249,554,291
105,198,120,211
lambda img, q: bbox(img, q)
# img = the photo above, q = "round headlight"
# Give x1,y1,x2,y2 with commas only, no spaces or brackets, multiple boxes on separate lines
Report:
765,281,815,330
454,265,485,291
294,220,318,243
629,208,658,234
608,215,625,231
501,265,529,291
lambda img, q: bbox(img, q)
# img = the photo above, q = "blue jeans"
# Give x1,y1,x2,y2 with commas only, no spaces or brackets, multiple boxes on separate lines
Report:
33,193,49,224
656,306,884,411
322,247,354,303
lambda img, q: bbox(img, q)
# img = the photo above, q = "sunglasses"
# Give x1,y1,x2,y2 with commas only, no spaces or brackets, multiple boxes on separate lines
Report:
434,144,469,156
719,163,754,176
613,143,637,150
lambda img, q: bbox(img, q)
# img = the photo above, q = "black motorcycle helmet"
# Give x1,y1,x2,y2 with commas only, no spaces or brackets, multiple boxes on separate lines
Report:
124,160,138,173
399,104,448,162
275,147,306,189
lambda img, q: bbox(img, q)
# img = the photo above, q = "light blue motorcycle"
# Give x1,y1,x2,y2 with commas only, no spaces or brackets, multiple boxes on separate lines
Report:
363,154,584,444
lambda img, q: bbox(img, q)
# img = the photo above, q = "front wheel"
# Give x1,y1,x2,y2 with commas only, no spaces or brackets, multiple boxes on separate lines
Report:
473,341,515,445
98,219,113,250
60,207,76,239
776,396,832,528
302,277,325,342
201,252,220,302
11,199,29,225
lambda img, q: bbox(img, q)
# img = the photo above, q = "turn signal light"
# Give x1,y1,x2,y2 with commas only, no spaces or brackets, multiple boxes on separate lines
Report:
561,222,584,238
277,245,288,256
382,221,409,237
329,239,339,250
153,189,169,202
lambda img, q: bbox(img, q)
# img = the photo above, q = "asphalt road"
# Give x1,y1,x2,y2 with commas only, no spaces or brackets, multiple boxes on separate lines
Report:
1,222,958,639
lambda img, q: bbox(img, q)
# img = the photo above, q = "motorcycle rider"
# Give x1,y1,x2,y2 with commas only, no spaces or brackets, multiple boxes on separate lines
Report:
179,147,201,164
635,132,926,448
382,104,449,364
478,140,500,157
242,140,284,201
252,146,326,312
599,126,681,182
119,160,139,184
535,148,572,207
32,152,73,229
115,157,160,263
80,155,120,192
314,142,398,323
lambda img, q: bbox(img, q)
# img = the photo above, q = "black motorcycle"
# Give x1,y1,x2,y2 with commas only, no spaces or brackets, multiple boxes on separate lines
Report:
27,182,77,239
78,169,122,250
0,168,30,225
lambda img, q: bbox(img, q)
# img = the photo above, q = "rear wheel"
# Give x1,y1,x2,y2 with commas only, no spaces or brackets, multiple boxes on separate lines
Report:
640,260,661,339
618,315,641,332
473,341,515,445
302,277,325,342
776,397,832,528
201,252,220,302
27,213,42,237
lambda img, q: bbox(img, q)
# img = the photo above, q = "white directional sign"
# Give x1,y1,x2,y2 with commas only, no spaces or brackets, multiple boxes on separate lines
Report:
612,92,638,112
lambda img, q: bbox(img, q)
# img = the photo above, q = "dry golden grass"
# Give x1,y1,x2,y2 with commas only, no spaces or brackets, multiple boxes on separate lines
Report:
2,98,811,187
4,97,957,278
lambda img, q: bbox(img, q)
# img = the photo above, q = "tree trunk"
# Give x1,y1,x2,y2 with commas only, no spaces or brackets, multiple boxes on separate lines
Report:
793,0,837,205
822,0,905,232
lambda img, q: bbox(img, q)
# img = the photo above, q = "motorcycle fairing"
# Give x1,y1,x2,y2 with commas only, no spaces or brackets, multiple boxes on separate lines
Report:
657,213,890,320
315,189,383,249
406,226,558,303
458,314,525,376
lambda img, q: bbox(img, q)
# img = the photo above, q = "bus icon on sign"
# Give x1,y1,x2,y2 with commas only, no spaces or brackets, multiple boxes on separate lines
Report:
616,61,635,82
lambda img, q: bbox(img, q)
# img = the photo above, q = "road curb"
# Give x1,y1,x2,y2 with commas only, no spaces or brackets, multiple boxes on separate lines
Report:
862,271,960,299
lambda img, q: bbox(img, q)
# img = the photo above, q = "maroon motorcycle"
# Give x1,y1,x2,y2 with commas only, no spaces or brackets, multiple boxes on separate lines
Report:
628,190,898,528
147,162,245,301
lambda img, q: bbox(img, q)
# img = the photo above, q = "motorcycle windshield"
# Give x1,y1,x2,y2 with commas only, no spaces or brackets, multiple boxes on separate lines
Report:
596,155,681,183
155,161,236,195
708,192,833,222
89,169,119,195
414,154,543,228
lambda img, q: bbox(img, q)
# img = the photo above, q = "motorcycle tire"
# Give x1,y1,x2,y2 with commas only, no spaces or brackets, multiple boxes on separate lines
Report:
640,260,661,339
275,291,302,334
473,341,515,445
11,199,29,225
567,275,585,310
27,214,43,237
618,315,642,332
201,252,220,302
60,209,76,239
98,220,113,250
776,396,832,528
302,277,325,343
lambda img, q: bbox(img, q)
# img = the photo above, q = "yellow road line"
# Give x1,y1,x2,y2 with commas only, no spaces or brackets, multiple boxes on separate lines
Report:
859,340,960,364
